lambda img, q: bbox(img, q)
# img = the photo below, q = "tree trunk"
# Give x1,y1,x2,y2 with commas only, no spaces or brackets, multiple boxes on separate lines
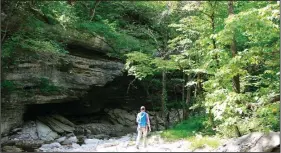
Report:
210,11,219,67
228,0,242,137
184,74,191,119
197,73,202,94
208,108,216,128
182,72,185,103
161,70,168,129
182,72,186,120
234,125,242,137
176,108,181,122
228,1,240,94
208,9,217,129
155,113,159,131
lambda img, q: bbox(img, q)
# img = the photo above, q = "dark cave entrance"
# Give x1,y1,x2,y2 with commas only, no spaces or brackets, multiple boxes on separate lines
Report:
22,75,150,125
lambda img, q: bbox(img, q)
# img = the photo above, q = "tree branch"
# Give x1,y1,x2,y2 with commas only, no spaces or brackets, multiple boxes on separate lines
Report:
127,78,137,94
1,22,9,43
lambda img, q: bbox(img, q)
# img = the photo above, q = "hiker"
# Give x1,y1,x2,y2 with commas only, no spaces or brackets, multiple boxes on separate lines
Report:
136,106,151,149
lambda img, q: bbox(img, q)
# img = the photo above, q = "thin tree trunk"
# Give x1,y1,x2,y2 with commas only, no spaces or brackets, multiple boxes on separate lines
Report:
161,70,168,129
228,0,241,137
182,72,185,103
210,11,219,67
208,108,216,128
234,125,242,137
184,74,191,119
1,23,9,43
228,0,240,94
182,72,186,120
208,9,218,129
90,0,101,21
197,73,202,94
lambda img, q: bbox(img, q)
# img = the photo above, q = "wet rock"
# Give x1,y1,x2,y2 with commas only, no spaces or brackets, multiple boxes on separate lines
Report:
36,120,59,141
2,145,23,152
61,136,78,145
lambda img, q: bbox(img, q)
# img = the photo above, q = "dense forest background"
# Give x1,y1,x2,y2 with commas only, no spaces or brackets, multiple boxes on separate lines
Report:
1,0,280,139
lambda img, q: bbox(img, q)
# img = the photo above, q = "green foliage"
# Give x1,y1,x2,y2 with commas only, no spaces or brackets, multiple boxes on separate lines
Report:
161,115,214,140
37,1,78,27
125,52,155,80
2,33,23,58
2,1,279,139
22,39,68,54
1,80,16,94
187,136,221,151
38,78,60,94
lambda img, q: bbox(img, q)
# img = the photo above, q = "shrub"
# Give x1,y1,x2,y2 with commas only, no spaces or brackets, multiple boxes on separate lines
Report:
161,115,214,140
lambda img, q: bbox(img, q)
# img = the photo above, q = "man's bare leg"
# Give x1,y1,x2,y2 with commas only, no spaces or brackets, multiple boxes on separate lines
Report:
136,128,142,149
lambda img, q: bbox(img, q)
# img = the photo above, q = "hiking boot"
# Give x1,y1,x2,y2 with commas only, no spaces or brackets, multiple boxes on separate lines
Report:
136,145,139,149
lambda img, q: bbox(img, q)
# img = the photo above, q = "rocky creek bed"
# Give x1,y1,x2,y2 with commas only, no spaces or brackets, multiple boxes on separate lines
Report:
2,131,280,152
1,108,280,152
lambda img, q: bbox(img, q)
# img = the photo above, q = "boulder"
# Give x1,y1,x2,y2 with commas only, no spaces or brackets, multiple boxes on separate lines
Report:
36,120,59,141
10,121,38,141
216,132,280,152
61,136,78,145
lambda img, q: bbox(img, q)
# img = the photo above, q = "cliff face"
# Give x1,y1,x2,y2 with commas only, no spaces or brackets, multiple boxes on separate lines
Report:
1,43,124,134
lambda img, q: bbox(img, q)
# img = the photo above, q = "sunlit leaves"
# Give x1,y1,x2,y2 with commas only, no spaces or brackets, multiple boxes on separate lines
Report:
125,52,155,80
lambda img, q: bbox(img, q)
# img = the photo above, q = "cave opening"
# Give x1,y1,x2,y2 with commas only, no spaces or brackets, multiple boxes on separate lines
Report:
22,75,152,126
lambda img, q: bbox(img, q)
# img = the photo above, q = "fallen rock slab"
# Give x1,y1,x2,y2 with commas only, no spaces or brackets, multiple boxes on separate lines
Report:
36,120,59,141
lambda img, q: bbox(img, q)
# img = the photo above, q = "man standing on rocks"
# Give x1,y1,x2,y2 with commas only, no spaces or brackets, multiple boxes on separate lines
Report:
136,106,151,149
